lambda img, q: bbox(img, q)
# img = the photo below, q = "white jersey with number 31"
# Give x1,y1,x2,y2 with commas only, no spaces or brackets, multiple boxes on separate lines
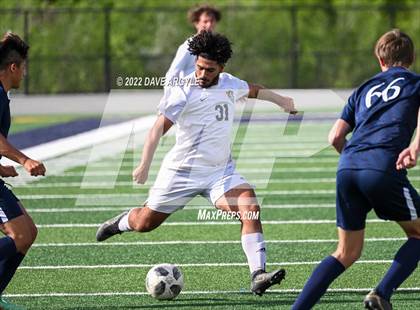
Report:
158,72,249,169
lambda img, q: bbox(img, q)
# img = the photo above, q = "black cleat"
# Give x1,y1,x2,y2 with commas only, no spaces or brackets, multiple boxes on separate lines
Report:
364,290,392,310
96,211,128,242
250,269,286,296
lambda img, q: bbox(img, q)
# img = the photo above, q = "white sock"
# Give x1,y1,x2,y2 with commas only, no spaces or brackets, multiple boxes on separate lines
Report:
241,232,266,274
118,209,133,232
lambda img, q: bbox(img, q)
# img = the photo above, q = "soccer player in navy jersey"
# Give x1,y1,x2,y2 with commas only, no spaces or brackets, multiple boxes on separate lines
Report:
292,29,420,310
0,32,46,309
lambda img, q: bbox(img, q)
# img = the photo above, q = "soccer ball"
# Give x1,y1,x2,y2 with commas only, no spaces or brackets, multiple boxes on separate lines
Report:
145,264,184,300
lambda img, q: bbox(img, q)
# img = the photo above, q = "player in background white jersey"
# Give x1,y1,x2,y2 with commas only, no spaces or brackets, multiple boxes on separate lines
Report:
97,31,297,295
165,4,221,81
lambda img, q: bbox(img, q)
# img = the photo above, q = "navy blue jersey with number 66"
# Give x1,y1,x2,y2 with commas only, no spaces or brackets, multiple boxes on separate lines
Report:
338,67,420,175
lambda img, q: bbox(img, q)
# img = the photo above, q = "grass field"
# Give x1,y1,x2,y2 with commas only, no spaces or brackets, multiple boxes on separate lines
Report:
4,116,420,309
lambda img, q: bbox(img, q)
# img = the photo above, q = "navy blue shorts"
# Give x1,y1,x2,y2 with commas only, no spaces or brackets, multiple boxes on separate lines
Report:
336,169,420,230
0,181,23,224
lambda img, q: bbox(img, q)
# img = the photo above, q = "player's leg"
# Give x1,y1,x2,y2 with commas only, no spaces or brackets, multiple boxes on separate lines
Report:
97,166,199,241
216,183,265,270
362,174,420,309
121,205,171,233
96,205,171,242
370,218,420,307
0,198,37,299
292,169,369,309
292,228,364,309
214,182,285,295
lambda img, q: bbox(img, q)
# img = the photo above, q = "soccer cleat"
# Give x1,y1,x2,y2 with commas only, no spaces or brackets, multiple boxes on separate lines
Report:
250,268,286,296
363,290,393,310
96,211,128,242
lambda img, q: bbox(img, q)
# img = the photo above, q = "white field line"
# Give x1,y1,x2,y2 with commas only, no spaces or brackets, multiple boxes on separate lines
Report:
27,204,336,213
155,146,334,152
51,151,338,159
36,219,385,228
5,287,420,298
154,145,330,152
16,166,420,177
18,190,336,200
17,178,338,188
63,157,340,167
16,176,420,188
10,168,341,182
18,260,394,271
13,168,340,180
32,237,407,248
138,148,333,156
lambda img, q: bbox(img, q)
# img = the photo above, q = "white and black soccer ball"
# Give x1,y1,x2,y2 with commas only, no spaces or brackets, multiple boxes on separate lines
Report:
145,264,184,300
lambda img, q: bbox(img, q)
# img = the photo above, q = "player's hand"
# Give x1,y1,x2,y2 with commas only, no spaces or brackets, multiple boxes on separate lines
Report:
0,165,18,177
23,159,46,176
396,144,419,170
133,164,149,184
282,97,298,114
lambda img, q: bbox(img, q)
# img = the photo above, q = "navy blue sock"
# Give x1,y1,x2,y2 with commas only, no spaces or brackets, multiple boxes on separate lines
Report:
0,236,18,295
292,255,345,310
376,238,420,301
0,252,25,294
0,236,17,261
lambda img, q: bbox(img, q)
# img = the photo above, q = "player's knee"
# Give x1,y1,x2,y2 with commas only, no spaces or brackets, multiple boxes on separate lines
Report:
333,248,361,267
240,204,260,222
403,225,420,239
239,204,260,217
247,204,260,213
131,221,156,233
9,228,37,252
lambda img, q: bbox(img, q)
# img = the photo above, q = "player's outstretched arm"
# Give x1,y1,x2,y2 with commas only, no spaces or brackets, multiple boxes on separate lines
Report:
328,119,352,154
133,115,173,184
396,107,420,170
247,83,297,114
0,134,45,176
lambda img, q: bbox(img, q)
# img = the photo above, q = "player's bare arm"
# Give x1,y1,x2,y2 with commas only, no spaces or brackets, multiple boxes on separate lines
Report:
396,106,420,170
248,83,297,114
328,119,352,154
133,115,173,184
0,133,45,176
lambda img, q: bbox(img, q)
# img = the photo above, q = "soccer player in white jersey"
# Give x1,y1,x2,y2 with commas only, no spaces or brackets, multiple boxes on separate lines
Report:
165,4,221,81
97,31,297,295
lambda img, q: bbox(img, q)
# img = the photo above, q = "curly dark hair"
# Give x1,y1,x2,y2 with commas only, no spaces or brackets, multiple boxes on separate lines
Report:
188,31,232,65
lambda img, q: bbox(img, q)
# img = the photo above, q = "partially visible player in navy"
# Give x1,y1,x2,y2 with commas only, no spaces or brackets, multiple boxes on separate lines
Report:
292,29,420,310
0,32,46,309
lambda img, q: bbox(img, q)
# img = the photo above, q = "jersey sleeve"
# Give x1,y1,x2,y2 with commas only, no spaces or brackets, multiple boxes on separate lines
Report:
157,86,187,124
225,74,249,100
340,91,356,129
235,79,249,100
165,40,192,81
